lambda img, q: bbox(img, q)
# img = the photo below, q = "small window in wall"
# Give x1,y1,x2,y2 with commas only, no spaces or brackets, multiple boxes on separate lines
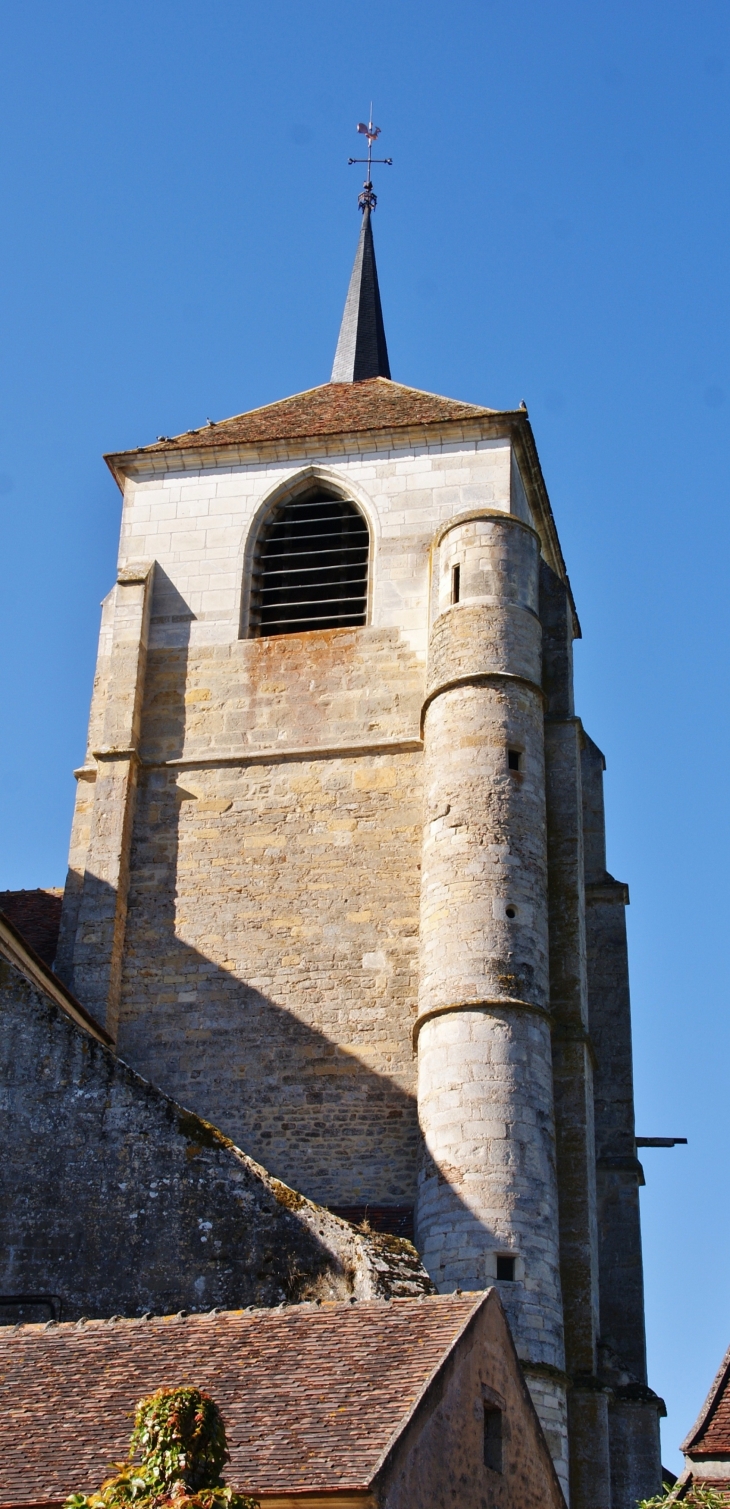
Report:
508,749,521,772
249,490,369,637
483,1404,503,1473
496,1255,515,1281
451,563,461,604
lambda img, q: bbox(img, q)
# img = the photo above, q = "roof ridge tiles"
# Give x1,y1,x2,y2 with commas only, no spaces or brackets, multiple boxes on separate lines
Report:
2,1292,483,1334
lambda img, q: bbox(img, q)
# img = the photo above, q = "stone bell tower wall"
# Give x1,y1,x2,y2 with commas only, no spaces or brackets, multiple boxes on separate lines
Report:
57,430,541,1211
49,387,664,1504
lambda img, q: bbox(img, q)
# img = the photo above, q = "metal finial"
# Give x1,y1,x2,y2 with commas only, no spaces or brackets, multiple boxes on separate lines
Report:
347,110,392,211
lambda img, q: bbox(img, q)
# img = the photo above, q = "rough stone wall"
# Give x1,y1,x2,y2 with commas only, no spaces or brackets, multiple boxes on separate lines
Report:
608,1400,663,1509
67,565,154,1037
55,588,116,984
582,733,663,1507
539,560,613,1509
141,622,425,763
59,438,522,915
414,515,567,1486
51,415,658,1503
582,734,647,1379
0,956,433,1323
382,1292,566,1508
119,745,423,1205
57,438,531,1212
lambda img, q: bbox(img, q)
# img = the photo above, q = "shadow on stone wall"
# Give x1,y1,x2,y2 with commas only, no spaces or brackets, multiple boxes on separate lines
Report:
0,956,433,1323
118,839,422,1209
110,579,424,1209
51,570,511,1299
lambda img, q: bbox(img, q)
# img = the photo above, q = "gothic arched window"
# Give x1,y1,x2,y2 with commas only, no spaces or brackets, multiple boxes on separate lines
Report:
249,489,369,637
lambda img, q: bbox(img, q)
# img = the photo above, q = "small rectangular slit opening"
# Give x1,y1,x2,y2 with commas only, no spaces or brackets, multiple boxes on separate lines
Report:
451,564,460,604
508,749,521,772
496,1255,515,1282
483,1404,503,1473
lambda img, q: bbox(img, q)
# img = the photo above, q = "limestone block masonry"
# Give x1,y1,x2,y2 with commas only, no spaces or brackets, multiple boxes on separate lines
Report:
49,384,664,1509
415,512,568,1488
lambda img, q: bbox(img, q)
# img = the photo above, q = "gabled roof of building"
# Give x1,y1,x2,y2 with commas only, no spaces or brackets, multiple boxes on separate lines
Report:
0,889,62,967
0,1295,486,1504
0,909,111,1047
106,378,502,464
682,1341,730,1457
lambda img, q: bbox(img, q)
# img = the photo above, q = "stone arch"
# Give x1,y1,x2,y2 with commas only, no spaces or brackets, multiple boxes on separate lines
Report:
239,466,376,639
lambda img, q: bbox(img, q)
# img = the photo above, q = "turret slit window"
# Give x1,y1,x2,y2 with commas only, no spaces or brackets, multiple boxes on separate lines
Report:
483,1405,503,1473
250,489,369,637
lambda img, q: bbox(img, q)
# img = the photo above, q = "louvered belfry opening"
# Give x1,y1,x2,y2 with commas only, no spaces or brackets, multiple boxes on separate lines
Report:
250,490,369,637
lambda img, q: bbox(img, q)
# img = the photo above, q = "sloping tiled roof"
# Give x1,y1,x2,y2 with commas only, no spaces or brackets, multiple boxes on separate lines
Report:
683,1343,730,1457
107,379,503,463
0,910,111,1047
0,1295,485,1504
0,889,62,966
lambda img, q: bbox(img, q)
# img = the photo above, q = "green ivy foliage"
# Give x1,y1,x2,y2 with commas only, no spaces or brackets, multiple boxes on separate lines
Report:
64,1387,258,1509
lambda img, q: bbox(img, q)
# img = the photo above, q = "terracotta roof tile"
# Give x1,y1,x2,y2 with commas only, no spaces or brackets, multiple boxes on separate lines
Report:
107,379,503,462
683,1345,730,1457
692,1377,730,1455
0,1295,485,1504
0,891,62,967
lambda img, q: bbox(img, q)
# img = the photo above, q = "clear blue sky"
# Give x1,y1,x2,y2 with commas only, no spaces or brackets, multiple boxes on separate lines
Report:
1,0,728,1472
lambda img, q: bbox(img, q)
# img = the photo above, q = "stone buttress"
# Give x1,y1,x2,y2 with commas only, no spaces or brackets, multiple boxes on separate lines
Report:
582,734,664,1505
540,559,612,1507
55,562,154,1038
414,511,569,1494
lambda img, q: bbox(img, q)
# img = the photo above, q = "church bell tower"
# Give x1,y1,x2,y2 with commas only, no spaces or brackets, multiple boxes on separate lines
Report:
55,125,664,1508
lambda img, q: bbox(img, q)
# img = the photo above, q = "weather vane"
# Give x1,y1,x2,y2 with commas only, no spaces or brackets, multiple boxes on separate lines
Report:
348,108,392,211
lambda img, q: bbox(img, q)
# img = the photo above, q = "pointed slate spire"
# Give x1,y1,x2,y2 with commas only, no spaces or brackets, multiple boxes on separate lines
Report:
331,205,391,382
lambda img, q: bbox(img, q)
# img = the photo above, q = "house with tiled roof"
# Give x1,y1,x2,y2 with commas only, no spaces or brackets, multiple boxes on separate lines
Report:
0,888,63,965
0,1293,565,1509
677,1342,730,1498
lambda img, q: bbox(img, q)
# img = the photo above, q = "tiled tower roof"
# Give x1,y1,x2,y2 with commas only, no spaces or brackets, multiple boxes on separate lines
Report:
107,378,502,463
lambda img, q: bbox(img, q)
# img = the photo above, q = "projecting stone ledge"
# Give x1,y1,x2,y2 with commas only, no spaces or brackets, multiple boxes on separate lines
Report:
0,926,434,1323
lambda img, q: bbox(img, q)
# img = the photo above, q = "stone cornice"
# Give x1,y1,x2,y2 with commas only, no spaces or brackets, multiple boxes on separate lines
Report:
105,412,524,484
413,997,550,1047
421,671,546,733
585,877,630,906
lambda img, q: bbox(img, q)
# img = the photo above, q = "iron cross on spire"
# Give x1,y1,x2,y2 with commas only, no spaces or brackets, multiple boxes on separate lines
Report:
348,110,392,211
